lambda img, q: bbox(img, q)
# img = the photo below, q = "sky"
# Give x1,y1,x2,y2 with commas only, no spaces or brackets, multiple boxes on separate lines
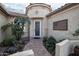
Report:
3,3,65,14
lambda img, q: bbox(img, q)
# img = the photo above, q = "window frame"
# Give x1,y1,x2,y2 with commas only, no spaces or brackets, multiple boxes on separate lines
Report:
53,19,68,31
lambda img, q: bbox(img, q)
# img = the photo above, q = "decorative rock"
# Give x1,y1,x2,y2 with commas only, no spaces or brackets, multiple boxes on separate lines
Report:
0,53,4,56
0,52,9,56
4,46,17,54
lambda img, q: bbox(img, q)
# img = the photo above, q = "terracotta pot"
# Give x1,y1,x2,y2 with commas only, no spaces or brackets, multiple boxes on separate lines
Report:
74,46,79,56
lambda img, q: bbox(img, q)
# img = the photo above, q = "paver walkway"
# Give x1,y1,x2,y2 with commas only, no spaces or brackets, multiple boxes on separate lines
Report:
23,39,51,56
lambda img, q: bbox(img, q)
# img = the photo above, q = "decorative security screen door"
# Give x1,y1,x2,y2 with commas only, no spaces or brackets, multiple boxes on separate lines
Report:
34,20,41,37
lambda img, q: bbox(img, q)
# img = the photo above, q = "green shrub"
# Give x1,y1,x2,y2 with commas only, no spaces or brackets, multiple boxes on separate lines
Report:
11,24,23,40
46,37,56,52
43,36,57,55
48,36,56,43
2,36,16,46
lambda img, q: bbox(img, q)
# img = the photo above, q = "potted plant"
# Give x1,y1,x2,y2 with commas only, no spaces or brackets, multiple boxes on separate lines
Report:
74,46,79,56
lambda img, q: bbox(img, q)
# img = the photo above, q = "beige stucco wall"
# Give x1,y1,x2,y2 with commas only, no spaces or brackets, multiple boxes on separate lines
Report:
0,10,9,42
48,5,79,41
6,16,15,36
27,6,50,18
7,16,15,23
0,10,15,42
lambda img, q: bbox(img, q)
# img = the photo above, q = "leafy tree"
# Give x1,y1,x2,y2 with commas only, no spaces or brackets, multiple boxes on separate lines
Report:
1,16,30,40
12,17,26,40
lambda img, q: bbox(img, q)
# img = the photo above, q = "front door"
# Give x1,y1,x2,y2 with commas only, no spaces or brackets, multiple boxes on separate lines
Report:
34,20,41,38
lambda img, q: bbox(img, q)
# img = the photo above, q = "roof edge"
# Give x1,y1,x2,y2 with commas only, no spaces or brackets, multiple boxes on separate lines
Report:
0,3,9,16
0,3,28,18
46,3,79,17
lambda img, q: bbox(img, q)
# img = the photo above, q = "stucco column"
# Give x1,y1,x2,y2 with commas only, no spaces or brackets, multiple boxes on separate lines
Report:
45,17,48,37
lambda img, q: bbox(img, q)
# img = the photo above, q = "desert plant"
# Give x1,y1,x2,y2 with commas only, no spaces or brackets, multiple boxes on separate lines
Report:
1,36,16,46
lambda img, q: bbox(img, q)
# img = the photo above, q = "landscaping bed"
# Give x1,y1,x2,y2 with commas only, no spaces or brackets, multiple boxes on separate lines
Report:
0,37,29,56
0,17,30,56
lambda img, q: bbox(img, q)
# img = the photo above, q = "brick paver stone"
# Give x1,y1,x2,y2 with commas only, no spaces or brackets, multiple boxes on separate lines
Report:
23,39,51,56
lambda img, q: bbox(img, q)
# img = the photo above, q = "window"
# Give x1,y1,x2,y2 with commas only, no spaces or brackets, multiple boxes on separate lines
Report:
53,19,68,30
